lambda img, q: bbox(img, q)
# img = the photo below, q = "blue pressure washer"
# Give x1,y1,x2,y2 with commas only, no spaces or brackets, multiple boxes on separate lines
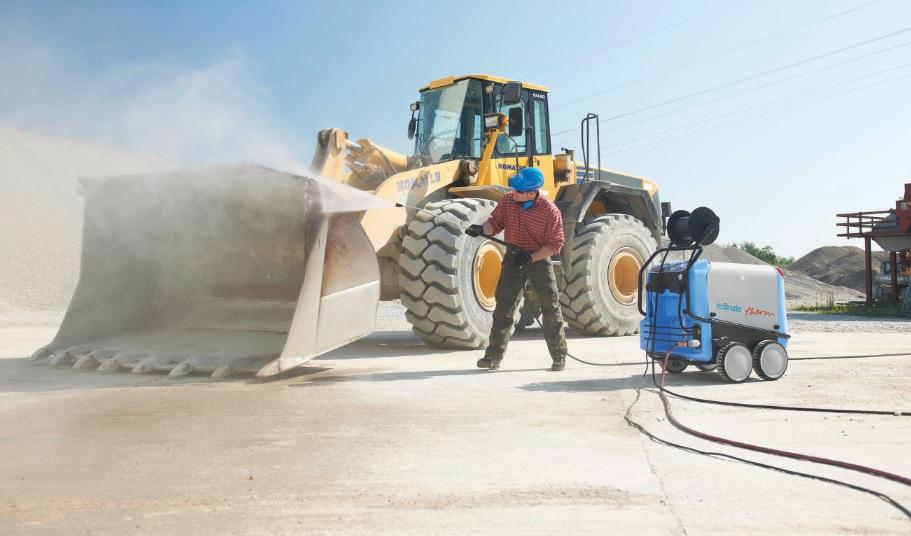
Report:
638,207,791,383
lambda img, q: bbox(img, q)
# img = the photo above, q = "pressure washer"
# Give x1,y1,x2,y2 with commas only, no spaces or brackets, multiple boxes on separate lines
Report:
638,207,791,383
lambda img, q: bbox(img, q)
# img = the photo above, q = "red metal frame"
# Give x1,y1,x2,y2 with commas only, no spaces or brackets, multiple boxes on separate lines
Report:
836,183,911,304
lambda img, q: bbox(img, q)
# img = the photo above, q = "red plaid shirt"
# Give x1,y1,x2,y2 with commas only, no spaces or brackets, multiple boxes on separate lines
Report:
486,192,564,254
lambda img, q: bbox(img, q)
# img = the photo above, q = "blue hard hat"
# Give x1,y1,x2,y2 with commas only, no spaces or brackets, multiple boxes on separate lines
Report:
508,167,544,192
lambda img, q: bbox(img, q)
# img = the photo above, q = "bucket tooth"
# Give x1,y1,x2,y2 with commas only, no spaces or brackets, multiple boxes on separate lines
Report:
31,346,52,362
73,355,97,369
131,360,155,374
111,352,145,369
210,365,235,379
168,363,194,377
48,352,75,367
88,349,121,362
97,359,122,373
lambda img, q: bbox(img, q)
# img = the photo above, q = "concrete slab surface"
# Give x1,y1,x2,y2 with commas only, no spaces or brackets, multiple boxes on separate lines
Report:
1,321,909,534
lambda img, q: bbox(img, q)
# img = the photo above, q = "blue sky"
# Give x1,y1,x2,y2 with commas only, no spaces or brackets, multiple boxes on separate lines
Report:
1,0,909,257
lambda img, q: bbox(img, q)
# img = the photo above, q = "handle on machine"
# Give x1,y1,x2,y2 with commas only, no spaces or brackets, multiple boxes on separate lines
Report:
636,245,704,317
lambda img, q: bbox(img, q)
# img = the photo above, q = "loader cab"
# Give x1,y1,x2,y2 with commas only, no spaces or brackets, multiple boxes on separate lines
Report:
413,75,552,168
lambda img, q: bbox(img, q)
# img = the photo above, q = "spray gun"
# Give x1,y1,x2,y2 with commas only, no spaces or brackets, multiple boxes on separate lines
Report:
394,202,527,257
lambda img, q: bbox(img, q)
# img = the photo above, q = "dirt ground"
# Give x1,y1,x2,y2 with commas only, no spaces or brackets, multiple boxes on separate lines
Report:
1,316,909,535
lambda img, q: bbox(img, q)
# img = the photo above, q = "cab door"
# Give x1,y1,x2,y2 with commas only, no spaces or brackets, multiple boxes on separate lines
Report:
488,88,556,198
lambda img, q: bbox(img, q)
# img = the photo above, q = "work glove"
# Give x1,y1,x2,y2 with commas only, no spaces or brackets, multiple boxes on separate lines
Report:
465,224,483,237
511,250,532,267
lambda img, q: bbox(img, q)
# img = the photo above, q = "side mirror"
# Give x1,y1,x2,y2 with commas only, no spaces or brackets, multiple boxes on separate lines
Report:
408,101,420,140
507,107,523,138
503,81,522,105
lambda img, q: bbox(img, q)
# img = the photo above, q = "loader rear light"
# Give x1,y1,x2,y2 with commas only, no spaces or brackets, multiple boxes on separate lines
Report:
776,267,785,276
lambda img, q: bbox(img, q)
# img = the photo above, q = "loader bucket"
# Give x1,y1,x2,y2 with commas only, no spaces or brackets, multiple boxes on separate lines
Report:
31,163,381,378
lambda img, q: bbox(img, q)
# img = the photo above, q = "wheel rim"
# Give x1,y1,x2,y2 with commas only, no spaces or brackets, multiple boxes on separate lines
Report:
760,343,788,379
608,248,642,305
473,242,503,311
723,345,752,381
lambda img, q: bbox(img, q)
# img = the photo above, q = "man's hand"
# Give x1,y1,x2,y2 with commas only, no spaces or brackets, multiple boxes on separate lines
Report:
512,250,532,267
465,224,484,237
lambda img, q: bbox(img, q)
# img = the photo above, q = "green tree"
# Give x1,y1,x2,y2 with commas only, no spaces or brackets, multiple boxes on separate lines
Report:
731,242,795,266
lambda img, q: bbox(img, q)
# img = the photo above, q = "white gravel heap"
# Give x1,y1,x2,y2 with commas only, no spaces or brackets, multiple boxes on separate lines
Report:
0,126,166,312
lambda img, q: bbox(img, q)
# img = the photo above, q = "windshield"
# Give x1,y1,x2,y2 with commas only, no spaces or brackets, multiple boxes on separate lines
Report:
415,79,484,163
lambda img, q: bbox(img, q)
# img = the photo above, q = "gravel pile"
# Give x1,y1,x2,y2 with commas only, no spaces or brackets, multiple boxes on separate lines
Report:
787,311,911,333
0,126,165,311
789,245,888,292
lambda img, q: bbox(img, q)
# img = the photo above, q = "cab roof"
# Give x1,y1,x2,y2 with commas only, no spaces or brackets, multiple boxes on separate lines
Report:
420,74,548,93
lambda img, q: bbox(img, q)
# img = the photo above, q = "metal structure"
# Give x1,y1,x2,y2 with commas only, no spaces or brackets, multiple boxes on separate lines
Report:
837,183,911,304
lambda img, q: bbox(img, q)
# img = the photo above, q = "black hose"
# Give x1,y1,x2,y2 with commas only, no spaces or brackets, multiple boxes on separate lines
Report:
660,383,909,417
650,351,911,488
624,389,911,520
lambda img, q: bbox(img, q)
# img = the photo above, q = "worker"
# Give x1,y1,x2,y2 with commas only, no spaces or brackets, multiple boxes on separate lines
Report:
465,167,567,371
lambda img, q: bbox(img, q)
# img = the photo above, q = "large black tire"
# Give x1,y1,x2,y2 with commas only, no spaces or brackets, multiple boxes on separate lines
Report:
560,214,656,336
398,198,503,348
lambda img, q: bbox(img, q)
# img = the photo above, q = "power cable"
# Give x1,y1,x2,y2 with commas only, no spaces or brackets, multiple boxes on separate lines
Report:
550,38,911,140
567,350,911,368
649,353,911,487
520,0,750,79
566,344,911,417
597,63,911,149
602,69,911,155
553,0,886,110
562,25,911,124
662,385,909,416
624,389,911,520
791,352,911,361
350,2,882,137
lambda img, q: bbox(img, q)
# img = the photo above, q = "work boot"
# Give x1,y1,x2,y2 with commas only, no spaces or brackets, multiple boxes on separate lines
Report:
476,356,502,370
550,357,566,371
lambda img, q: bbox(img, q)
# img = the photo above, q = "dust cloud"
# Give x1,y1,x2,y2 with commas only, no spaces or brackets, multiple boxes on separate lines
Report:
0,37,393,318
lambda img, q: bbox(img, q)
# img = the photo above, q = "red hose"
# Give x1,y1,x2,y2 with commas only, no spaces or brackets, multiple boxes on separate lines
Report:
658,350,911,488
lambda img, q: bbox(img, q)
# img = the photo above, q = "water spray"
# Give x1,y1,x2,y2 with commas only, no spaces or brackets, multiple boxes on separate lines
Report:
394,202,520,251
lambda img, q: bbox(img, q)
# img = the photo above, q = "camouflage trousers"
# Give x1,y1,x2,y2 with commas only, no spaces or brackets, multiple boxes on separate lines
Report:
484,255,567,361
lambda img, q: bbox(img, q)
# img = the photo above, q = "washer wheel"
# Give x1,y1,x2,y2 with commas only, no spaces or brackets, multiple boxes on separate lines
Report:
694,362,717,372
717,343,752,383
752,340,788,380
661,356,688,374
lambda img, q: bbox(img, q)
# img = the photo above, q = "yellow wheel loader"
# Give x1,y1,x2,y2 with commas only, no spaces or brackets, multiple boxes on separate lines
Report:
33,74,666,378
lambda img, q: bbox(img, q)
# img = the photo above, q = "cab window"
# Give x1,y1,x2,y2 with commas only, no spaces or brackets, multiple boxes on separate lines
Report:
531,97,550,155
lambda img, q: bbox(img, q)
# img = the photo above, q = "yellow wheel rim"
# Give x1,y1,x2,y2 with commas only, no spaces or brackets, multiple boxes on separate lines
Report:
473,242,503,311
608,249,642,305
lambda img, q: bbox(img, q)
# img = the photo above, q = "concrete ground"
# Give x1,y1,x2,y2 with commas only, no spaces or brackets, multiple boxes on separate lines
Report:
1,314,910,534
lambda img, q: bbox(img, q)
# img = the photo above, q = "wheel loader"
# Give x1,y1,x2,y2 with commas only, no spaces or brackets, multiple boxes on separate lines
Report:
32,74,666,378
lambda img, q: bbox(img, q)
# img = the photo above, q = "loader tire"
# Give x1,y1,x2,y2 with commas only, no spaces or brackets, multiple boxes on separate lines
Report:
560,214,656,336
399,198,503,348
